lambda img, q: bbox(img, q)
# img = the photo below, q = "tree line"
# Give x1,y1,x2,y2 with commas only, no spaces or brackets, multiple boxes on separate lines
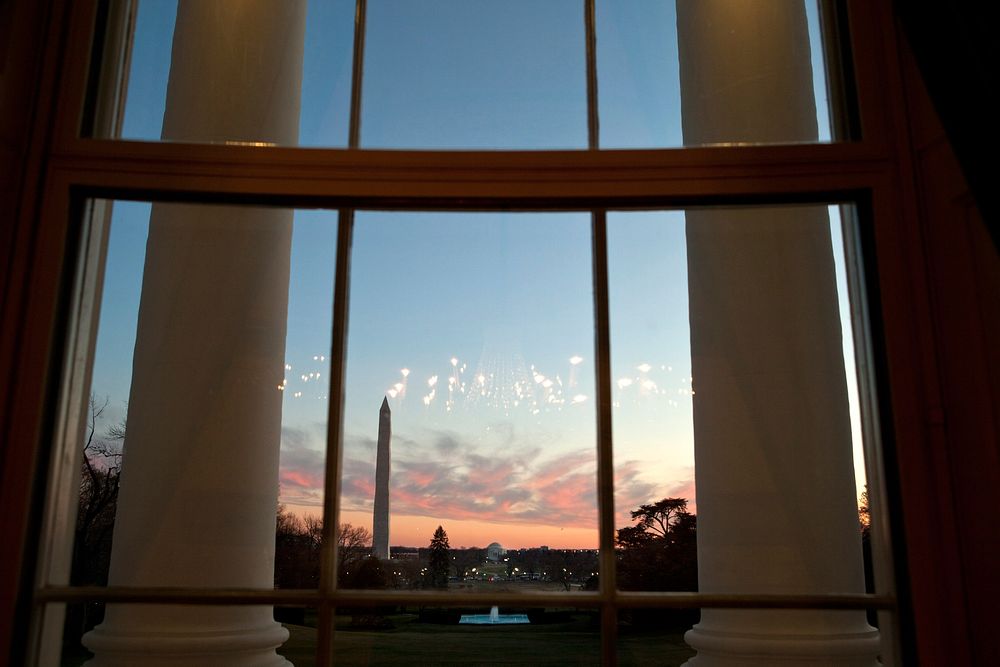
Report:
71,395,874,636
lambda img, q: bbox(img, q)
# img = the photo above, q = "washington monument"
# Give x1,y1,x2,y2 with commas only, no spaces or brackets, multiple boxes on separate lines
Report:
373,396,391,559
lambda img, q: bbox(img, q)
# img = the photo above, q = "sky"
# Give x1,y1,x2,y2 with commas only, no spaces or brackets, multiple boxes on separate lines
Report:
87,0,864,550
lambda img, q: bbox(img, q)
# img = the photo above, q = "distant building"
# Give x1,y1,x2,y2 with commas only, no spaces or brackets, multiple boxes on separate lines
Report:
486,542,505,562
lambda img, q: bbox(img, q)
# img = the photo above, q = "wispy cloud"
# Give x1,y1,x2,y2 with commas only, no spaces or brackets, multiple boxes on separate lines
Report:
281,423,696,528
279,426,326,507
340,424,603,529
614,462,696,526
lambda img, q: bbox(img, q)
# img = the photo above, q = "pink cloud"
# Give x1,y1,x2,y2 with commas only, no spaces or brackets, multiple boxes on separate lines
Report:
280,469,324,489
332,426,698,533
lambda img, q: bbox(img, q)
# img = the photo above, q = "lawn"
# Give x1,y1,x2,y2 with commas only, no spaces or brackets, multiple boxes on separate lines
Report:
279,611,695,666
60,601,696,665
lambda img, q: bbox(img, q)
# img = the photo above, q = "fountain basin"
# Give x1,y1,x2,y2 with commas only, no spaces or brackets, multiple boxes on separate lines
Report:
459,606,530,625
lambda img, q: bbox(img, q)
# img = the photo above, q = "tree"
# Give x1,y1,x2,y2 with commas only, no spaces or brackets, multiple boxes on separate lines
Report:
338,522,373,586
858,486,875,611
540,550,597,591
453,547,485,579
66,396,125,641
273,510,372,590
74,396,125,584
350,555,388,590
426,525,450,589
616,497,697,593
858,486,871,536
628,498,691,539
274,505,318,589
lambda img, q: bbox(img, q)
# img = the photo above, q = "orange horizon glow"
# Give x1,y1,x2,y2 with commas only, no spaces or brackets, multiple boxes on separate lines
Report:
283,504,600,550
281,474,700,551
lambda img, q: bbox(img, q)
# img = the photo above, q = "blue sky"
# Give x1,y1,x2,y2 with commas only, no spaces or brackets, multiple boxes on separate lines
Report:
89,0,858,549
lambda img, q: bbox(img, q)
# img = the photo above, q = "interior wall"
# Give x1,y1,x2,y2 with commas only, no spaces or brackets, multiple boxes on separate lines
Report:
0,0,68,662
896,29,1000,667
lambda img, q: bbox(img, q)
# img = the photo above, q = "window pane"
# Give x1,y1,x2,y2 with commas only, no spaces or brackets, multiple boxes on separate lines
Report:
617,608,697,667
608,206,871,588
360,0,587,148
47,200,335,660
341,212,598,592
608,204,884,662
107,0,354,146
597,0,840,147
606,211,698,594
331,604,600,666
276,606,320,665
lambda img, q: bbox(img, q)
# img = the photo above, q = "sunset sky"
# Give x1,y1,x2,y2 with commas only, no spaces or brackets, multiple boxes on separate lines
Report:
88,0,863,550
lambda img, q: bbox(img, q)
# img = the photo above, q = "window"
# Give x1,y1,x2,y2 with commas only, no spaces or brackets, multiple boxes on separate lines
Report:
24,1,901,665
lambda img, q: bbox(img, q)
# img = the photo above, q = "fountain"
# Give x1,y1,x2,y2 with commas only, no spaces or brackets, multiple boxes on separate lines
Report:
458,605,530,625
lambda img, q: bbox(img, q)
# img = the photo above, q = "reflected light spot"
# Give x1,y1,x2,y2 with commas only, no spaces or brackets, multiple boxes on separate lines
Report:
637,363,652,373
569,356,583,365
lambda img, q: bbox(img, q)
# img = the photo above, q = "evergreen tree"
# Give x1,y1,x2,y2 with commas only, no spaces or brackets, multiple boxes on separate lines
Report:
616,497,698,593
427,525,450,589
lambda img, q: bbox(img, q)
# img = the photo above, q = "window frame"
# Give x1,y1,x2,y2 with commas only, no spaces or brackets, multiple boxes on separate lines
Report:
7,0,932,664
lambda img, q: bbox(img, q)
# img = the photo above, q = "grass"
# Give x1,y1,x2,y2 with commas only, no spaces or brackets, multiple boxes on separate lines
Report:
62,602,696,665
279,611,695,666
